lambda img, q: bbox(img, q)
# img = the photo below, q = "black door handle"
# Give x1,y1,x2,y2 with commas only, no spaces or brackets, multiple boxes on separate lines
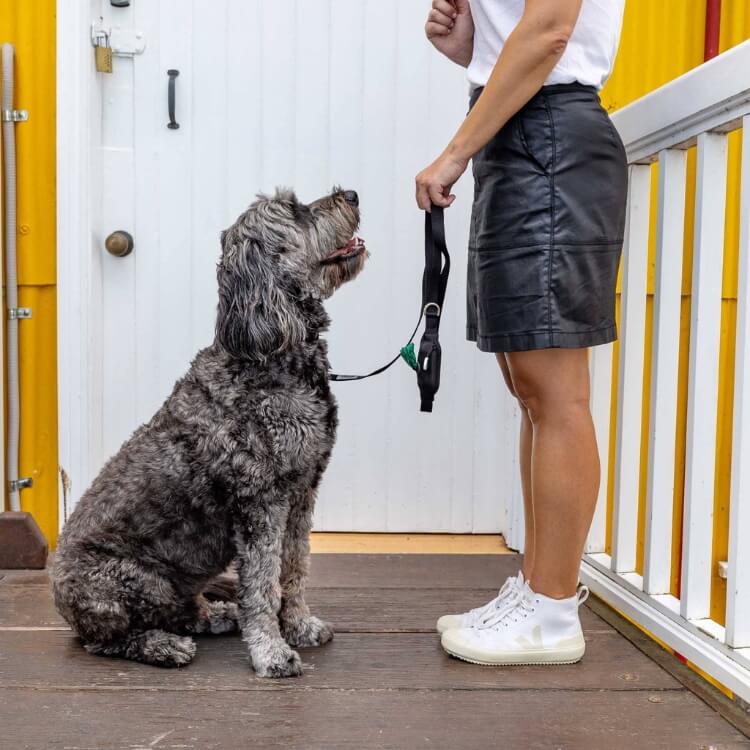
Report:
167,69,179,130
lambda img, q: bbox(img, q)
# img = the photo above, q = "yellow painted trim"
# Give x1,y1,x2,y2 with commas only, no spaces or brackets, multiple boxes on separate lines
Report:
309,533,511,555
0,0,58,545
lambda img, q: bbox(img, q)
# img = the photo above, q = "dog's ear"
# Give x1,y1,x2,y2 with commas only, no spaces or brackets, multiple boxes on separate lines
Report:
215,232,307,360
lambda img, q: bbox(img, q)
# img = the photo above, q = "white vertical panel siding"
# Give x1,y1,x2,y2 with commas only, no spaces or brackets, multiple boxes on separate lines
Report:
681,132,728,621
643,148,687,594
612,164,652,574
226,0,262,222
155,0,195,403
132,0,165,426
99,18,137,461
93,0,506,532
587,341,614,554
190,1,227,353
727,119,750,648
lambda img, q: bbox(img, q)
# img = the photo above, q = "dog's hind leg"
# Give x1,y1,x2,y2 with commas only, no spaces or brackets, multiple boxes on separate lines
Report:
85,630,196,667
235,499,303,678
279,488,334,648
186,595,239,635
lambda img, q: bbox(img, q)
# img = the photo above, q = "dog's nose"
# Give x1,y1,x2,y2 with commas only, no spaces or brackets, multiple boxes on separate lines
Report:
343,190,359,206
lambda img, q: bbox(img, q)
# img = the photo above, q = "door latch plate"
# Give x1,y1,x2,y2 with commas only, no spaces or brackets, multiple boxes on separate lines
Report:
91,19,146,57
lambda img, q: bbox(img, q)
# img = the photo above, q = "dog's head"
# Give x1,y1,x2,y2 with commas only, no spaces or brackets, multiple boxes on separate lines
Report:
216,187,368,360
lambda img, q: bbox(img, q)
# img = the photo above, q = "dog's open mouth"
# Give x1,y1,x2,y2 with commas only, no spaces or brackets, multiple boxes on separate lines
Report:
321,236,366,265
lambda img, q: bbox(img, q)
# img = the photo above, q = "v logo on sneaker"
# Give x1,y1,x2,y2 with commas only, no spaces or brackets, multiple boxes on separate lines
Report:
515,624,543,650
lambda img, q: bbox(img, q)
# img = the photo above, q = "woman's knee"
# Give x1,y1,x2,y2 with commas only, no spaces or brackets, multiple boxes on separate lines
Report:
507,356,590,424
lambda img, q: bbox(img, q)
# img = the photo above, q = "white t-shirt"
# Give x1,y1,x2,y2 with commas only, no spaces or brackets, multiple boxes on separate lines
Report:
467,0,626,91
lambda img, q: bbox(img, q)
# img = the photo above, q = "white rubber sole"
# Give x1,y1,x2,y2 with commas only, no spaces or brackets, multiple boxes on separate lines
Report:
441,633,585,666
442,645,585,666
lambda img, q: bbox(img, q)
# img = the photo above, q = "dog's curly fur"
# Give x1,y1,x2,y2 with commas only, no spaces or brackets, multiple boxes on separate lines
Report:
52,188,367,677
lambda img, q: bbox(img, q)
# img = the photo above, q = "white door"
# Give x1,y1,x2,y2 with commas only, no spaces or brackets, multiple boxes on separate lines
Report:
76,0,519,533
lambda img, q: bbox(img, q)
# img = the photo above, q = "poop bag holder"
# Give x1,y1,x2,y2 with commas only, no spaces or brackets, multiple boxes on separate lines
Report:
416,206,450,412
328,206,450,413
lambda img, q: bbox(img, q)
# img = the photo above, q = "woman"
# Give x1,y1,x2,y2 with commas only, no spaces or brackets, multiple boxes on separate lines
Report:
418,0,627,665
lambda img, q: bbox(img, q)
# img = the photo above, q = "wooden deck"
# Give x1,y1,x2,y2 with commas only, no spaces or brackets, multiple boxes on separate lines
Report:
1,554,748,749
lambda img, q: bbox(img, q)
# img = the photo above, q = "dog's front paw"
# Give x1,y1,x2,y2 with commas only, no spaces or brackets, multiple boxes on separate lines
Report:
282,615,335,648
251,640,303,678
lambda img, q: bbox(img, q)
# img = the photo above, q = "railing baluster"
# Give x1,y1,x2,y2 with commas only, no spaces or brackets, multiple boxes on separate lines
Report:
612,164,652,574
727,117,750,648
681,131,728,621
587,342,614,554
644,148,687,594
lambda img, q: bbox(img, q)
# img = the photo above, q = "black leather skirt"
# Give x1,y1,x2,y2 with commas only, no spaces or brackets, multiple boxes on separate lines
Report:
467,82,628,352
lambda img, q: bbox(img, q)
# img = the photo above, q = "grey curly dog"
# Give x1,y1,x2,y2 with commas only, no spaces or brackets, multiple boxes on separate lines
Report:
52,187,367,678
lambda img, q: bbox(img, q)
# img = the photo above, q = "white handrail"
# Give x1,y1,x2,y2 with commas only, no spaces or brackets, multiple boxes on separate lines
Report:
612,39,750,163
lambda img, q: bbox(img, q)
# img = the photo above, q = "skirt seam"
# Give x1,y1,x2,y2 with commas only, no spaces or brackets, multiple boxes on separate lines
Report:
468,239,625,252
544,93,557,340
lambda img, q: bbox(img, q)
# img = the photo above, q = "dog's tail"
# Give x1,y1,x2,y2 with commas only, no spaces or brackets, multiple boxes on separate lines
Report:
202,567,238,602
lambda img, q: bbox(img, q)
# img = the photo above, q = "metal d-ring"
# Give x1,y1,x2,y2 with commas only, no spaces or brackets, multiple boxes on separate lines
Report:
423,302,441,316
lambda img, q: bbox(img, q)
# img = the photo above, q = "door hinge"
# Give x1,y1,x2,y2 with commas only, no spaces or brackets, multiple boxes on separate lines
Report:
9,307,32,320
2,109,28,123
91,18,146,57
9,477,33,493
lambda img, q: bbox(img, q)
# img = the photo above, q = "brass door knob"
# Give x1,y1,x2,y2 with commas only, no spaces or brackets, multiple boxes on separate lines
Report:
105,230,134,257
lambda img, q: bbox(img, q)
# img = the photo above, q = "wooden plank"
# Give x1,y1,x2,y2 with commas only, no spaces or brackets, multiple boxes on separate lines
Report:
587,342,614,553
309,533,511,555
681,132,729,621
612,164,652,573
0,629,677,692
0,582,610,634
727,117,750,648
588,594,750,739
644,148,688,594
308,552,522,588
2,687,748,750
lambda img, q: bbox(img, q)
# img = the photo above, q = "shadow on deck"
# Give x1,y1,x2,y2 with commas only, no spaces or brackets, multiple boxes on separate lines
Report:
1,554,748,749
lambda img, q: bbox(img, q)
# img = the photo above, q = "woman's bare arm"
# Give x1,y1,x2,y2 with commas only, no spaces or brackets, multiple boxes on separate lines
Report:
416,0,583,210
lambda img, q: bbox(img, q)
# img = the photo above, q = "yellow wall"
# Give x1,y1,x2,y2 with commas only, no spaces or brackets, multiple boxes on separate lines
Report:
0,2,58,546
600,0,750,625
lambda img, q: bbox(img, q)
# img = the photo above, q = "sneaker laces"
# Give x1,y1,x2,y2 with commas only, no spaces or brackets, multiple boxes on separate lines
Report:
478,584,534,629
466,572,523,627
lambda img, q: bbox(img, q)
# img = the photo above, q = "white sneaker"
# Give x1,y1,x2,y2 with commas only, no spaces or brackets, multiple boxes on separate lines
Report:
436,571,525,634
440,583,589,665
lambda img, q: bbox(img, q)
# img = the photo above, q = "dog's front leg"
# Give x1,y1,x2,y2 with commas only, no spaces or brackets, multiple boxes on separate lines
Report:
235,500,302,678
279,488,334,648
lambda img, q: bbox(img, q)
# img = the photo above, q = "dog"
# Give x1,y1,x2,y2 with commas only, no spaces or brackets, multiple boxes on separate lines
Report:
52,187,367,677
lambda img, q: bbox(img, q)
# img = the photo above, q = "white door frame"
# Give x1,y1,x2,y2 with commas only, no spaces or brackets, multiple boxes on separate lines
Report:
56,0,104,525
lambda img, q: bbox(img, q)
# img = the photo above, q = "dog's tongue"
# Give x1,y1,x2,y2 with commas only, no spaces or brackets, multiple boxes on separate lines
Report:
326,236,365,261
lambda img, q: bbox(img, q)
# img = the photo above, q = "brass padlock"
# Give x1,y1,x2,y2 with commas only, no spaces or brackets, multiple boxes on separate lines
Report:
94,33,113,74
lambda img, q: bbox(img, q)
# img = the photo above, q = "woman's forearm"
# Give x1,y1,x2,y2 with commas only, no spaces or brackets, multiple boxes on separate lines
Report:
447,1,582,162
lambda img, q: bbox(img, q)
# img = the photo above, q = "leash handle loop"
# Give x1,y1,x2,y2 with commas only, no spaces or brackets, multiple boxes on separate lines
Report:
416,206,450,412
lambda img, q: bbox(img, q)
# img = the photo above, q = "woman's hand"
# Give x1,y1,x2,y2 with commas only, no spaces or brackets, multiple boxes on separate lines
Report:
415,150,469,211
425,0,474,68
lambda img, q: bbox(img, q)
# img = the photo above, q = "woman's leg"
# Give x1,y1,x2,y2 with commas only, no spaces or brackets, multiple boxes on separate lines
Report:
495,354,535,581
505,347,599,599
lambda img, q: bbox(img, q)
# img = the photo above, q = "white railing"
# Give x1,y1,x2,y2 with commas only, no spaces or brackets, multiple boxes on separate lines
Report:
582,39,750,702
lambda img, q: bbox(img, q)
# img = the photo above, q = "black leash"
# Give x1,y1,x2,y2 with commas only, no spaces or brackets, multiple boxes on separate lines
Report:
329,207,450,413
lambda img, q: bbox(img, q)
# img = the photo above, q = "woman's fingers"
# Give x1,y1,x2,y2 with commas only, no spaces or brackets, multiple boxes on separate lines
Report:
432,0,458,18
416,179,432,211
428,6,455,26
428,184,456,209
425,21,451,37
